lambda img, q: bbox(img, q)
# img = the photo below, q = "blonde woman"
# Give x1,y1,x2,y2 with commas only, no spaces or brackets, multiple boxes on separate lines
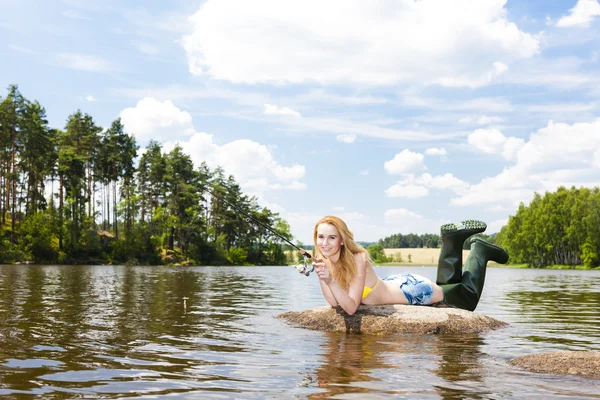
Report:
305,216,508,315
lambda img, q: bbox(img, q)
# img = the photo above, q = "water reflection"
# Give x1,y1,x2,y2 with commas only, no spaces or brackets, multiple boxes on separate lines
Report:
0,265,599,398
0,265,271,396
308,330,497,399
502,270,600,349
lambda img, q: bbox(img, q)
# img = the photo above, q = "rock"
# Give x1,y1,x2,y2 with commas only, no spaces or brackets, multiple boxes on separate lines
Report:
510,351,600,379
277,304,507,334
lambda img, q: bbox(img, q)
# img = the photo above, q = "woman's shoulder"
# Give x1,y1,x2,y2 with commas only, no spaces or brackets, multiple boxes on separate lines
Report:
352,251,370,267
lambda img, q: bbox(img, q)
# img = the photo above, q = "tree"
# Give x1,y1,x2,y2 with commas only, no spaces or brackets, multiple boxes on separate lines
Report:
0,85,25,240
367,244,388,263
58,110,102,251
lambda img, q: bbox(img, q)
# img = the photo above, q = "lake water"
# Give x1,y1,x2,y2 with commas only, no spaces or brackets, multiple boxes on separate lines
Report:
0,264,599,398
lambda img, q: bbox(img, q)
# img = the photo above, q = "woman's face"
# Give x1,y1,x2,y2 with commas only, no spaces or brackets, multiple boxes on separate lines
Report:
316,223,343,258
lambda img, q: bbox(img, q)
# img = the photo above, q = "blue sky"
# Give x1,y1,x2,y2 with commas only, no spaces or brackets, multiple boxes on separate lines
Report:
2,0,600,244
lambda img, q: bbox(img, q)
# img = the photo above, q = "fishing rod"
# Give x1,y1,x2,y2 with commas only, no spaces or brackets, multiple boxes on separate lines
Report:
204,186,314,276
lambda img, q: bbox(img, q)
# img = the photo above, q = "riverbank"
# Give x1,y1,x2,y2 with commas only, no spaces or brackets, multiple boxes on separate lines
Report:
381,248,599,269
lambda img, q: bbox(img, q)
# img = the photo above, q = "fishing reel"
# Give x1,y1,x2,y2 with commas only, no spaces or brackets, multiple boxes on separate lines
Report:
293,255,314,277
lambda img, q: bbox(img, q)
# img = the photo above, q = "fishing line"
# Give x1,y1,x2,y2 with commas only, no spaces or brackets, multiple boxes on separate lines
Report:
204,186,314,276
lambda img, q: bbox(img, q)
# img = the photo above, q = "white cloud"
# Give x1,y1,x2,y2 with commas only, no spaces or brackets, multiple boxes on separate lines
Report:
501,56,596,90
384,149,426,175
120,97,194,142
434,61,509,88
417,173,470,193
121,97,305,193
556,0,600,28
332,206,345,212
168,137,306,192
468,128,525,161
468,128,506,153
384,184,429,199
86,95,96,102
453,118,600,208
477,115,503,125
263,104,301,118
336,133,356,143
459,115,504,125
56,53,111,72
182,0,539,87
385,173,469,198
425,147,447,156
360,170,369,176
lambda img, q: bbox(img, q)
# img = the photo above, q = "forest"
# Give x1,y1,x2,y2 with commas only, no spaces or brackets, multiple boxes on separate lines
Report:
0,85,294,265
378,233,442,249
2,85,598,268
495,186,600,268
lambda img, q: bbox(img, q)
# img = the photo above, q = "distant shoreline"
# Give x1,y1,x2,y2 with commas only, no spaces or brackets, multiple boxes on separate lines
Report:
381,248,599,270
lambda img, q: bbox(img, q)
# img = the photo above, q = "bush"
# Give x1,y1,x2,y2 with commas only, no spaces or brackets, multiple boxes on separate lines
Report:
18,212,58,263
367,244,388,263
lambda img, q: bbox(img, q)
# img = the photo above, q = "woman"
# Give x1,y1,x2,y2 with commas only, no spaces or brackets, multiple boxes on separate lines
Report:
305,216,508,315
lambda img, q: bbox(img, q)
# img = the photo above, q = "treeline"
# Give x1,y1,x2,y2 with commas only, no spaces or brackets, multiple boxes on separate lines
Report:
378,233,441,248
377,231,495,250
496,186,600,268
0,85,293,265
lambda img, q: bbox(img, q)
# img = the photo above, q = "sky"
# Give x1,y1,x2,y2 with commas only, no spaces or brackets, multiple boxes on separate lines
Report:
2,0,600,244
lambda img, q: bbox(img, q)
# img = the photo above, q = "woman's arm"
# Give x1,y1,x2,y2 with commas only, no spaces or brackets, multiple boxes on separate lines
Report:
316,254,367,315
318,280,338,307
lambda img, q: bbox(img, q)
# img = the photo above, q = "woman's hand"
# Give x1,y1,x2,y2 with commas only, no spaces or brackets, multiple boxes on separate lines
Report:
312,258,333,284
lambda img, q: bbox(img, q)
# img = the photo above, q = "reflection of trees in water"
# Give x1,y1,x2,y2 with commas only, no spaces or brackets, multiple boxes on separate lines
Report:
0,265,269,394
504,274,600,346
309,332,488,399
0,265,94,391
111,266,268,342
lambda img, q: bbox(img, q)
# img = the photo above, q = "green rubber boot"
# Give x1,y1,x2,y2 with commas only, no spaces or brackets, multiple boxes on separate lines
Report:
441,237,509,311
436,220,487,285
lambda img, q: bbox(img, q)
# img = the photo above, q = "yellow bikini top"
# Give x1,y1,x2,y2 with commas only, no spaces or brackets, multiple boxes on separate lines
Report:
328,259,378,299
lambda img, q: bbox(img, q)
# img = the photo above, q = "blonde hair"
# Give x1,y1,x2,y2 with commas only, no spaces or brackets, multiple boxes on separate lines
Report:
313,216,369,290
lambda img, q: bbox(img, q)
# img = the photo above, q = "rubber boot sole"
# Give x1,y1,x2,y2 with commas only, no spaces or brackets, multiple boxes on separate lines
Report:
441,220,487,236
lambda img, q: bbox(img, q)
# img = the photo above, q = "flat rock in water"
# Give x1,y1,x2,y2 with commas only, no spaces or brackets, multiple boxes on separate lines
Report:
510,351,600,379
277,305,507,334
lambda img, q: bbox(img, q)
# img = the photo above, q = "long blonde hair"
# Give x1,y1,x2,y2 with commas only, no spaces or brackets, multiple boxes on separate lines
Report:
313,216,369,290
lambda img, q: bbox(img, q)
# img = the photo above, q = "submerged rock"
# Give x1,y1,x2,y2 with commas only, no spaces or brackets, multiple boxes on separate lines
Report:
510,351,600,379
277,304,507,334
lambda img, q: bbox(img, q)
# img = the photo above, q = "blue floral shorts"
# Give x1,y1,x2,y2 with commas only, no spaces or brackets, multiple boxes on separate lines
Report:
382,273,434,305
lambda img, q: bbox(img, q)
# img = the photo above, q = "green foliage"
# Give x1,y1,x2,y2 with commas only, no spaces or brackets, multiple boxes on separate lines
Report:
581,239,598,268
497,186,600,268
226,247,248,265
378,232,440,248
18,212,58,263
367,244,388,263
0,85,298,266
